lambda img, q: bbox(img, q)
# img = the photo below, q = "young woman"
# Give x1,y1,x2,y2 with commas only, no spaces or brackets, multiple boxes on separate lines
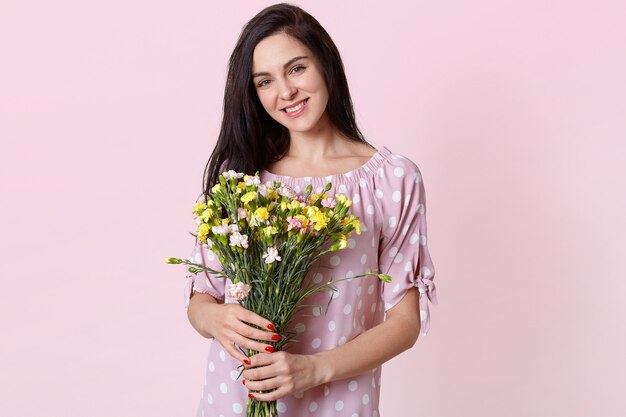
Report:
184,3,437,416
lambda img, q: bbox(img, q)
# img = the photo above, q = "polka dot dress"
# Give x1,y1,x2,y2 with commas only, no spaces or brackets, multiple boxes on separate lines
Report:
184,145,438,417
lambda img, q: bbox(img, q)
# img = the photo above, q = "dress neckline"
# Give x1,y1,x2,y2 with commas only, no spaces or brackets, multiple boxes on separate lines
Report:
261,145,392,187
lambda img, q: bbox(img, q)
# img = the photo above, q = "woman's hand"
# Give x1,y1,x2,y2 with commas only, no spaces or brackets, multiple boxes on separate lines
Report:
241,351,325,401
188,293,281,363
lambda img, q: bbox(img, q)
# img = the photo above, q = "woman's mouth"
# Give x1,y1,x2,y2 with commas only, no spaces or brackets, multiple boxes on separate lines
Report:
282,98,309,117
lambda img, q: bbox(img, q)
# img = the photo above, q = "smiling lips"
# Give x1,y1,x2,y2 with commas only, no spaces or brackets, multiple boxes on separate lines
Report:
282,98,309,117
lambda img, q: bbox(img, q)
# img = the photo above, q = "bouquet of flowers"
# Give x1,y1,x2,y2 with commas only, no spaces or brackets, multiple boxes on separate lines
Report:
166,171,390,417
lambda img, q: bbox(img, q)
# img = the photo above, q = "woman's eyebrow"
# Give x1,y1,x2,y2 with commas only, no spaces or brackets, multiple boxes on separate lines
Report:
252,55,309,78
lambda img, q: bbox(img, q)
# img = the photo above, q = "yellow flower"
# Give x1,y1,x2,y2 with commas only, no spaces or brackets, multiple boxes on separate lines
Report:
289,200,301,210
335,194,353,207
241,191,257,203
192,201,207,215
304,205,319,218
237,181,246,190
311,211,329,231
351,217,362,234
329,235,348,251
262,226,278,237
212,184,221,193
197,223,210,243
254,207,269,220
200,208,214,223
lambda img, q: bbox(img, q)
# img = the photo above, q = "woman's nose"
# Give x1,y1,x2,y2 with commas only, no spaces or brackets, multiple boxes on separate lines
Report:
278,80,297,101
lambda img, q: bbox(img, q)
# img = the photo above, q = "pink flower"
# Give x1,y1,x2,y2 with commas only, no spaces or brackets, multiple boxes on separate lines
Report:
227,282,251,301
321,197,336,208
287,216,303,231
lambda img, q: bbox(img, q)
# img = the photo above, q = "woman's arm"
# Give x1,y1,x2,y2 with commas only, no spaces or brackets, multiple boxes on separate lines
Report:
242,287,421,400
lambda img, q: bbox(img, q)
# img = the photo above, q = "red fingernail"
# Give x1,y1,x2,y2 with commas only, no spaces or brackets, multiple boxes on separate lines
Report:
248,393,254,399
243,359,250,365
271,334,281,341
267,323,275,331
243,380,246,385
265,346,275,353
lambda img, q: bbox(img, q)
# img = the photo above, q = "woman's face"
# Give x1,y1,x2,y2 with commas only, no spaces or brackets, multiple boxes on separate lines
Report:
252,32,330,135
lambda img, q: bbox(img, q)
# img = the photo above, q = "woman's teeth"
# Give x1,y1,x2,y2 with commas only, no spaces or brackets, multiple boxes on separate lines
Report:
285,99,306,113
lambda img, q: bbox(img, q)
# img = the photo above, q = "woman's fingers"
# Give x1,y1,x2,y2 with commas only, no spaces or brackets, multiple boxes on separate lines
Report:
217,305,280,359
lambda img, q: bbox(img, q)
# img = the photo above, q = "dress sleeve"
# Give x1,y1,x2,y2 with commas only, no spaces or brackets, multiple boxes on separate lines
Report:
183,238,226,309
375,156,438,336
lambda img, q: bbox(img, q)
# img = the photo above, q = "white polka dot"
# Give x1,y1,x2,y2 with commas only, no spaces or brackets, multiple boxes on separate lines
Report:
394,252,404,263
293,391,304,399
277,402,287,412
324,385,330,396
316,186,323,193
368,284,375,294
405,261,413,272
349,380,358,391
394,167,405,177
356,286,362,296
329,288,339,299
366,204,375,214
309,402,318,412
353,194,361,204
358,299,363,310
388,246,398,257
338,336,347,345
194,253,202,263
420,235,427,245
409,233,419,244
375,189,384,199
208,361,215,372
313,273,323,283
348,238,356,248
207,251,215,261
421,266,433,277
294,185,301,193
338,184,348,194
351,414,359,417
312,338,321,348
361,315,366,325
414,172,422,183
388,216,397,228
330,255,341,266
359,178,367,187
402,225,410,235
405,195,411,207
360,254,368,264
346,270,354,280
220,383,228,394
392,190,402,202
312,306,322,317
325,175,333,181
230,370,239,381
418,203,425,214
328,320,336,331
219,350,226,361
344,304,352,314
295,323,306,333
207,394,213,404
372,377,376,387
371,303,377,313
378,167,385,178
335,400,344,411
304,177,311,182
362,394,370,404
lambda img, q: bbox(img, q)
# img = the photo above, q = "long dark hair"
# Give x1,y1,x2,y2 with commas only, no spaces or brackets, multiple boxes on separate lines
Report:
202,3,369,197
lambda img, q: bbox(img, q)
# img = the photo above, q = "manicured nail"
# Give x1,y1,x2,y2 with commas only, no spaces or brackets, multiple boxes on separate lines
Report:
271,334,281,341
243,359,250,365
248,393,254,399
267,323,275,331
265,346,275,353
243,380,246,385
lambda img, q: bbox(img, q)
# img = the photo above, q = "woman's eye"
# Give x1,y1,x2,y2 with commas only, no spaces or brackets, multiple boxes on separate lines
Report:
291,65,306,74
257,80,270,88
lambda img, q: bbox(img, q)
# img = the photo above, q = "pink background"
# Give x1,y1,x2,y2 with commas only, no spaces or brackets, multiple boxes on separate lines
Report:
1,0,625,416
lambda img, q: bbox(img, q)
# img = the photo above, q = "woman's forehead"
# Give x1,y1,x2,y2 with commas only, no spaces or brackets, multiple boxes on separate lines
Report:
252,33,313,72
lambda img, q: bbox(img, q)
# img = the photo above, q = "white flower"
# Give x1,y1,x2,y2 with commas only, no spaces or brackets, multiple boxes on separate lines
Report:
237,208,248,220
227,282,251,301
211,225,229,235
245,175,261,186
229,232,249,248
257,184,269,198
262,246,282,264
277,185,296,199
227,224,240,234
222,170,244,180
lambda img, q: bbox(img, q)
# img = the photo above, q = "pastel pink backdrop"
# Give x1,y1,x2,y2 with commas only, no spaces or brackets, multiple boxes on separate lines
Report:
1,0,624,416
